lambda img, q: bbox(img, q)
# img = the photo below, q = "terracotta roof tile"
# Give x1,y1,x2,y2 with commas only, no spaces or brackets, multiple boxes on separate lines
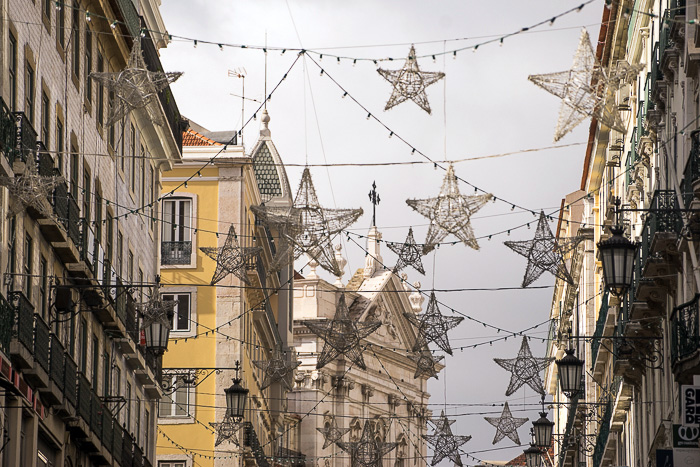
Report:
182,129,222,147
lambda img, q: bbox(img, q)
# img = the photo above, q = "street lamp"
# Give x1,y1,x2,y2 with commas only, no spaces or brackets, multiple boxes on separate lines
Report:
143,319,171,355
555,348,583,396
598,225,637,297
524,445,542,467
225,361,249,421
532,410,554,449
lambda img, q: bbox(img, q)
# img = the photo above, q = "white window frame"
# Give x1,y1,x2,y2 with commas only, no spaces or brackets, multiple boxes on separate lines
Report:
160,194,197,269
157,456,192,467
158,374,195,424
160,287,197,338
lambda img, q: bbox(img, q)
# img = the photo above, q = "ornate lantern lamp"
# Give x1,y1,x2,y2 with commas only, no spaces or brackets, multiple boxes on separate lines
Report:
555,348,584,397
225,361,249,421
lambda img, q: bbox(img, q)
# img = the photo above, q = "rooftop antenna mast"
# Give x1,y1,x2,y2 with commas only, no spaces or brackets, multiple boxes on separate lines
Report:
227,68,247,148
264,31,268,109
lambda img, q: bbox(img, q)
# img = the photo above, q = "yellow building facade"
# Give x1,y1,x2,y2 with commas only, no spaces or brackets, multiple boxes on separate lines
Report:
156,112,296,467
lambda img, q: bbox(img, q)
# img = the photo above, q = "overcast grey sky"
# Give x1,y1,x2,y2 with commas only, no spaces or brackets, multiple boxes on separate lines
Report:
158,0,604,463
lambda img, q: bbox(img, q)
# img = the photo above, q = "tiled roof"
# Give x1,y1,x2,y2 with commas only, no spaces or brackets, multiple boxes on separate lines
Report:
182,129,222,147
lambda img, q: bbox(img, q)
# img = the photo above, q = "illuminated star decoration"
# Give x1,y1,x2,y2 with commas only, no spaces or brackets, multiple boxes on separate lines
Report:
253,347,301,390
90,38,182,127
409,350,444,380
377,45,445,114
200,225,261,286
209,414,242,447
494,336,553,397
303,293,381,370
528,28,626,141
317,416,351,449
406,164,492,254
387,227,426,275
404,292,463,355
504,211,584,288
337,420,398,467
0,156,63,218
423,411,471,466
138,287,178,328
483,402,529,445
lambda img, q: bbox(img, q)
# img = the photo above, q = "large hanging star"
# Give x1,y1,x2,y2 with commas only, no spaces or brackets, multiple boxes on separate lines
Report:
409,350,444,380
250,204,301,276
317,416,351,449
484,402,529,445
138,287,178,328
377,45,445,114
303,293,381,370
0,156,63,218
252,168,362,276
90,38,182,127
404,292,463,355
528,28,625,141
387,227,426,275
494,336,553,397
337,420,398,467
406,164,492,254
253,347,301,390
504,211,583,288
209,414,242,447
423,411,471,466
200,225,261,285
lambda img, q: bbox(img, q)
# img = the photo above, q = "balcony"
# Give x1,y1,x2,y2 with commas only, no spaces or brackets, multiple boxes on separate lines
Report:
25,313,51,389
0,294,13,356
0,98,15,170
244,422,271,467
671,294,700,381
43,181,81,263
9,291,35,369
640,190,681,281
11,111,38,169
43,334,66,406
161,241,192,265
591,292,614,378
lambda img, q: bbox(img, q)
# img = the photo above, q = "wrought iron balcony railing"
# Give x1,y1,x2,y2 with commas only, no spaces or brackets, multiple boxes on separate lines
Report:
0,98,15,163
49,334,66,392
64,354,78,407
591,291,609,366
0,294,13,355
33,314,51,373
11,291,34,351
11,111,38,164
161,241,192,265
78,372,92,424
671,294,700,366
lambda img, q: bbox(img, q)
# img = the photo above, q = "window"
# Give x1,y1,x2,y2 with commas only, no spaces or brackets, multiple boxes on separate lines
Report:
56,115,64,174
39,256,48,320
82,169,91,221
91,335,99,388
130,124,137,192
41,0,51,29
41,91,50,146
128,251,134,282
9,33,17,110
119,122,125,172
71,1,80,79
126,382,132,430
25,62,35,123
56,1,65,49
108,90,115,150
135,397,141,441
159,375,191,418
161,199,192,265
140,144,145,204
159,462,186,467
79,318,88,373
117,232,123,277
95,188,102,246
70,145,79,198
150,166,156,230
102,349,110,397
162,293,191,332
85,28,93,103
24,235,33,297
97,52,104,127
106,214,114,267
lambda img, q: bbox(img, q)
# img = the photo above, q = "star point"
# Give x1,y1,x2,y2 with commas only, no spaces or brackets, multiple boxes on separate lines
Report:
253,347,301,390
387,227,426,275
209,414,242,447
484,402,529,445
317,417,351,449
377,45,445,114
337,420,398,467
404,292,463,355
409,350,444,380
423,411,471,466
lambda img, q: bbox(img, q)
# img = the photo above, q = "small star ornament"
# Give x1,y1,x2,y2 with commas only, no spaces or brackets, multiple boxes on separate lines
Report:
138,287,178,328
200,225,261,285
90,38,182,126
409,350,444,380
377,45,445,114
404,292,463,355
253,347,301,390
528,28,626,141
423,411,471,466
387,227,426,275
406,164,492,253
0,156,63,218
317,416,351,449
494,336,553,396
303,293,381,370
210,414,242,447
337,420,398,467
504,211,583,287
484,402,529,445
